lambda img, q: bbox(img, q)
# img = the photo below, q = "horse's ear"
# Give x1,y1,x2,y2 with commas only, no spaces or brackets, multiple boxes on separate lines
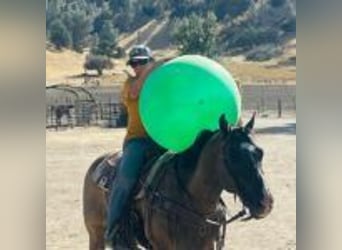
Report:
245,111,256,133
219,114,230,135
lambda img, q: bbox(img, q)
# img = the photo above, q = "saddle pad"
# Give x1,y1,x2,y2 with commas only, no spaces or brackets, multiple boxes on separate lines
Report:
92,152,122,191
92,151,173,194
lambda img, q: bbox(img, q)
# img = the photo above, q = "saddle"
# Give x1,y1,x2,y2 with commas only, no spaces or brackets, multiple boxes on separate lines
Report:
91,147,171,196
91,149,228,249
91,149,173,248
91,152,122,192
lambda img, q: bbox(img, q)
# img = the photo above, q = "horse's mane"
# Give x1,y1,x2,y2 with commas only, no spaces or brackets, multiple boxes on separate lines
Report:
174,129,216,186
179,130,215,163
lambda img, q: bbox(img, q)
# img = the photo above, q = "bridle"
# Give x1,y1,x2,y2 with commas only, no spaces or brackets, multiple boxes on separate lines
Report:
143,133,252,250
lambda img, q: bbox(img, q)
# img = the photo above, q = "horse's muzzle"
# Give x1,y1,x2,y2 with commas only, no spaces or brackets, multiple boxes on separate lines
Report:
251,189,274,219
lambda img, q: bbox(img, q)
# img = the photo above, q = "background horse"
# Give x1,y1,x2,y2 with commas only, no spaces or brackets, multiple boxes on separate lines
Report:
83,114,273,250
53,104,74,129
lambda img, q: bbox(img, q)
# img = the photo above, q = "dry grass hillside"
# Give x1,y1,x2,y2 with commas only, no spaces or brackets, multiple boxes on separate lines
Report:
46,14,296,86
46,49,128,86
46,0,296,86
46,47,295,86
46,50,86,85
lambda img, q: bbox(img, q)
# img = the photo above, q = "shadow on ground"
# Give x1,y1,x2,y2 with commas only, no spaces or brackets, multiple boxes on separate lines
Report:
255,123,296,135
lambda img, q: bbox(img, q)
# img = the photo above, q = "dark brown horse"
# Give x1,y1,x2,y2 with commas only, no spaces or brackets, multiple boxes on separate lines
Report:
53,104,74,130
83,114,273,250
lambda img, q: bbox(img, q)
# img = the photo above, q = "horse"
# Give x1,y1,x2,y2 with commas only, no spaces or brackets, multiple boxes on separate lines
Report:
53,104,74,129
82,114,273,250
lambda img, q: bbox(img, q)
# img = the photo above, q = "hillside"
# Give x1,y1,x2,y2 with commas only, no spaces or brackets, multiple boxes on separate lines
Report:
46,0,296,56
46,0,296,86
46,50,86,84
46,45,296,86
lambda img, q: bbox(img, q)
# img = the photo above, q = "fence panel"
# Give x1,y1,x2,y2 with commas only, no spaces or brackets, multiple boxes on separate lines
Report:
46,84,296,129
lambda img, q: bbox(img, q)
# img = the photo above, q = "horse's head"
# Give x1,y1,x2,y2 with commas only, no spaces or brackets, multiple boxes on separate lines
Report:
218,113,273,219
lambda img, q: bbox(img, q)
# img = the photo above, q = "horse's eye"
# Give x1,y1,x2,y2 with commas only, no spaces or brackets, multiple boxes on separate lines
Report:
255,147,264,161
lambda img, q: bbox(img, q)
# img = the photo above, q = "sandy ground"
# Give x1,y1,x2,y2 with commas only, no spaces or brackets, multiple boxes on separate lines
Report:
46,116,296,250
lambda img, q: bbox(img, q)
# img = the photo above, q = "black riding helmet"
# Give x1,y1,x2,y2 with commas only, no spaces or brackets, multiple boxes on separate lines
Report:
127,44,154,66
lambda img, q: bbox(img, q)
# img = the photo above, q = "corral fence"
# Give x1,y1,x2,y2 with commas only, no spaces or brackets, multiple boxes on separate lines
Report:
46,83,295,129
46,84,127,129
241,84,296,117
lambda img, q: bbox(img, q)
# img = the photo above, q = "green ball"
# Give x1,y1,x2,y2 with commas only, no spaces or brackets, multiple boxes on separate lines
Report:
139,55,241,152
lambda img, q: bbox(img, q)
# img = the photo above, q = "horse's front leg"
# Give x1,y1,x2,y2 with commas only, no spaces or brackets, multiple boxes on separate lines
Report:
148,214,174,250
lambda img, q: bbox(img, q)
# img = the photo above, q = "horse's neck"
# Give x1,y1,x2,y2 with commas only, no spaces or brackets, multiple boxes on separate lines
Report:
187,133,224,214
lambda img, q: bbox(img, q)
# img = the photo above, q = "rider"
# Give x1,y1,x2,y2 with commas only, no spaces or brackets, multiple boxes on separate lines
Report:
105,44,168,244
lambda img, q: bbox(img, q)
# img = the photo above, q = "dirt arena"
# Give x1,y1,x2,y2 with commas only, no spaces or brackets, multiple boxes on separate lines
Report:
46,115,296,250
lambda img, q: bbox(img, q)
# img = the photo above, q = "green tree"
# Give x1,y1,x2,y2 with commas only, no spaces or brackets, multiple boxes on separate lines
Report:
227,25,279,50
169,0,191,17
93,9,113,34
86,0,105,7
109,0,128,11
92,20,118,57
211,0,252,20
270,0,286,8
172,12,218,57
49,19,72,49
110,0,135,32
62,9,92,52
84,54,113,75
141,0,163,17
46,0,60,31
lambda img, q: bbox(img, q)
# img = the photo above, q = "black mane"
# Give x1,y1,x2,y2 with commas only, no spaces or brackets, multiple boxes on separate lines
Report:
179,130,215,163
174,129,216,186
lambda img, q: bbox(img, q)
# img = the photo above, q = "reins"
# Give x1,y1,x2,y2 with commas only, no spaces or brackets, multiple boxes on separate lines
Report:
224,208,248,224
143,130,252,250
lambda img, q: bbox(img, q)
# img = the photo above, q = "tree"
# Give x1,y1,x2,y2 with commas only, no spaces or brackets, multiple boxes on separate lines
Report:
270,0,286,8
86,0,105,7
92,20,118,57
169,0,191,17
172,12,218,57
84,54,113,75
226,25,279,50
49,19,72,49
281,18,296,33
109,0,128,11
46,0,60,32
93,9,113,34
212,0,252,20
62,9,92,52
110,0,135,32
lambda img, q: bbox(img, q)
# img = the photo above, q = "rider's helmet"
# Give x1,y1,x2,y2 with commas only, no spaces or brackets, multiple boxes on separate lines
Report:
127,44,154,66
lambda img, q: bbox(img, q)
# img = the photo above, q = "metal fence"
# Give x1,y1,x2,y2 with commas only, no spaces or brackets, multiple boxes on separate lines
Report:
46,84,126,129
241,85,296,115
46,84,296,129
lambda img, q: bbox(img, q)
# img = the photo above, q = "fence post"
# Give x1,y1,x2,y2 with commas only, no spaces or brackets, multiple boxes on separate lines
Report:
277,98,282,118
94,104,98,123
260,97,265,113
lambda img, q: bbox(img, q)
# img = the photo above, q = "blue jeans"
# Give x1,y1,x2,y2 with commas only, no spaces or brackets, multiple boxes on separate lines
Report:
105,138,154,241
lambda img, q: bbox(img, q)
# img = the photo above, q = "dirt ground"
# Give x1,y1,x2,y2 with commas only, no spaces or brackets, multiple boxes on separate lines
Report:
46,115,296,250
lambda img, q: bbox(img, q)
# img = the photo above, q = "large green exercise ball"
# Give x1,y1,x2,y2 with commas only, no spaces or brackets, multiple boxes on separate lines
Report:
139,55,241,152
